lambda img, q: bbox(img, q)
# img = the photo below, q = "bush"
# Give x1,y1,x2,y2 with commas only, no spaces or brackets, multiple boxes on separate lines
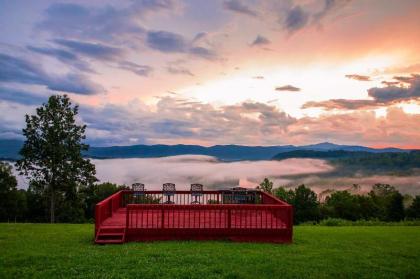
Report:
406,196,420,219
274,185,320,224
308,218,420,226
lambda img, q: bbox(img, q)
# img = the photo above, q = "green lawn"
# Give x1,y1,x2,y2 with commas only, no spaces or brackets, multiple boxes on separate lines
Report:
0,224,419,278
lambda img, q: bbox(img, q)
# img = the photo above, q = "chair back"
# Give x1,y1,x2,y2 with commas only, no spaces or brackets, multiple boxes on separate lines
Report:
163,183,176,196
132,183,145,192
190,183,203,196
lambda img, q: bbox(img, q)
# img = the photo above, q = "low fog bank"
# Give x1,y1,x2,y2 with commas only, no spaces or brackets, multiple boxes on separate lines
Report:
8,155,420,195
280,174,420,195
91,155,420,195
92,155,333,190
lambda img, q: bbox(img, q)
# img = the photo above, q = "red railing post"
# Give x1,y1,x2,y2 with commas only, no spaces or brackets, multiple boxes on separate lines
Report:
126,205,130,229
161,206,165,228
227,208,231,229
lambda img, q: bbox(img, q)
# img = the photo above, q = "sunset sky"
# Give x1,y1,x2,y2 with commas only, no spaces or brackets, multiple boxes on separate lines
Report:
1,0,419,147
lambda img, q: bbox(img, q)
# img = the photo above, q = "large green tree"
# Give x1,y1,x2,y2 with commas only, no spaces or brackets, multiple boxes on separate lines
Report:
406,196,420,219
369,184,405,221
275,185,320,224
324,191,361,221
16,95,97,223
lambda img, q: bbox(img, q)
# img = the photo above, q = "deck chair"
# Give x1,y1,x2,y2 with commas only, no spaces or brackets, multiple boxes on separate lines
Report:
232,187,249,204
163,183,176,204
131,183,145,203
190,184,203,204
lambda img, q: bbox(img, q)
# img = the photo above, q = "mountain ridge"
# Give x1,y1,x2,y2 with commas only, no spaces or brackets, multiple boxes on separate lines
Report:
0,139,413,161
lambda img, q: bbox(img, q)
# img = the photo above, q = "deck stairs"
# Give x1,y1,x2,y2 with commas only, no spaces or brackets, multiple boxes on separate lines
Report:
95,227,126,244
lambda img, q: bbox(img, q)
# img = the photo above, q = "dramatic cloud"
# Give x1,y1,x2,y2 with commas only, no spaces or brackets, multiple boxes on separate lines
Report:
0,53,102,95
283,5,309,33
189,46,217,60
0,86,47,106
146,30,187,53
47,73,104,95
27,45,76,61
167,66,194,76
393,74,420,84
368,76,420,102
53,39,123,60
27,45,93,72
313,0,353,23
38,3,143,43
278,0,352,34
289,108,420,148
146,30,218,60
0,101,31,140
118,61,153,76
302,99,376,110
251,35,271,46
79,97,296,146
29,41,151,76
275,85,301,92
223,0,257,17
77,97,420,148
37,1,179,43
381,81,400,86
2,93,419,148
303,74,420,110
345,74,371,81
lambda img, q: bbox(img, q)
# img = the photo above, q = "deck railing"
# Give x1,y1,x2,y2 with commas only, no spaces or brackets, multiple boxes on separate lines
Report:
126,204,292,230
95,189,293,242
95,190,124,236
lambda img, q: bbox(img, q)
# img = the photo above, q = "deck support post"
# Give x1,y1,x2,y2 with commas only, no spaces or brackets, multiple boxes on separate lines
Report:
227,208,231,229
126,206,130,229
161,208,165,228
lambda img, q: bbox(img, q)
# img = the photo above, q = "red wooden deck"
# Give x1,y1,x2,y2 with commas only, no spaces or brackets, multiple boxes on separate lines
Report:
95,190,293,244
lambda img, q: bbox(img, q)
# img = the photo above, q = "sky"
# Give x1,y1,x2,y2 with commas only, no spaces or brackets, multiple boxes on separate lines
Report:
0,0,419,148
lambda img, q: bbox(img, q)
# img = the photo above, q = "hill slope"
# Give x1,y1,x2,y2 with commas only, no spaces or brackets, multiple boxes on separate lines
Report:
272,150,420,173
1,224,419,278
0,139,409,161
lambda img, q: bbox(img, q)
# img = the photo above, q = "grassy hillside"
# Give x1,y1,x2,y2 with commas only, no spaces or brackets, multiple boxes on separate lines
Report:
0,224,419,278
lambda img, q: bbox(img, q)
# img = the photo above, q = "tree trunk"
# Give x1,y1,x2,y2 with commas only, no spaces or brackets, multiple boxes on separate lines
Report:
50,191,55,223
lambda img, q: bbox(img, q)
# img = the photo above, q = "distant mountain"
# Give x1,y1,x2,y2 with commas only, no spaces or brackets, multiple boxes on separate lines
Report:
299,142,405,153
272,150,373,160
0,139,411,161
272,149,420,174
87,144,297,161
0,139,23,160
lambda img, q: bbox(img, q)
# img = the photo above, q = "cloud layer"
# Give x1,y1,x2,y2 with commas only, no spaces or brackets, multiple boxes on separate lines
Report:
303,74,420,110
0,53,103,95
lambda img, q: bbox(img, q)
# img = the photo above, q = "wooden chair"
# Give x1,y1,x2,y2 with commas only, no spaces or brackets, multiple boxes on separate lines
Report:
131,183,145,203
132,183,145,193
190,184,203,204
163,183,176,204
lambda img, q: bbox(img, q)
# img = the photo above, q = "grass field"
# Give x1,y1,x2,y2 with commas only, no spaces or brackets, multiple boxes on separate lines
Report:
0,224,419,278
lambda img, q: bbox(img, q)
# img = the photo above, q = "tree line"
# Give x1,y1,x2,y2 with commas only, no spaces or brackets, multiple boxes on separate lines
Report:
259,178,420,224
0,165,128,223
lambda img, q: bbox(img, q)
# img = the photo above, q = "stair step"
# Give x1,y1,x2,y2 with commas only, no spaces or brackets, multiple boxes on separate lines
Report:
96,239,124,244
98,232,125,236
95,227,126,244
100,227,125,232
